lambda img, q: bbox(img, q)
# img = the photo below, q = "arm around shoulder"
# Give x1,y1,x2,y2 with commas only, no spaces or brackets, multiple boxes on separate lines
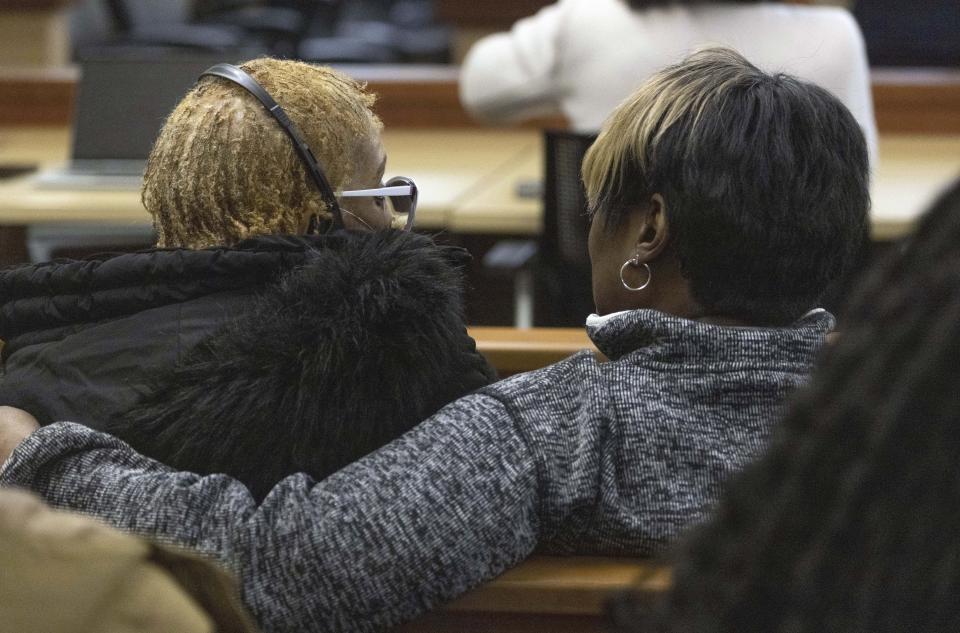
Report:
0,393,542,632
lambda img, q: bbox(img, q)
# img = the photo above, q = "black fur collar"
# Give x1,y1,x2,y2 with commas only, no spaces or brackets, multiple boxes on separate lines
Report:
107,230,495,500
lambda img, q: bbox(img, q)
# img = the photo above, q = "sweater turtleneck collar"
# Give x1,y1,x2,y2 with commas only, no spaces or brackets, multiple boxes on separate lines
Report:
585,308,835,363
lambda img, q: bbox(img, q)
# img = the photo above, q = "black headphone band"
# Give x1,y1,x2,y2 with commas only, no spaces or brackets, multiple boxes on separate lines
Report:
198,63,344,231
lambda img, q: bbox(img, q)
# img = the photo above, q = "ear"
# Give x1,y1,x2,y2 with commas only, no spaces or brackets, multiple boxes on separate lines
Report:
633,194,671,263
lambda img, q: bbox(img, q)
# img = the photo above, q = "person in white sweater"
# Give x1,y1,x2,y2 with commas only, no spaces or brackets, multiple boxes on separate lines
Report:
460,0,878,165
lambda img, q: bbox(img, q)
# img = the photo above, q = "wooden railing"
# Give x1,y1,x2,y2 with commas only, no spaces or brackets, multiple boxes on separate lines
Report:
435,0,552,28
0,66,74,125
469,326,598,376
872,68,960,134
2,65,957,133
394,556,670,633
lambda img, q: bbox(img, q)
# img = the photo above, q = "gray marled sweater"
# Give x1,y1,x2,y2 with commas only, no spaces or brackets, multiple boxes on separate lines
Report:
0,308,833,633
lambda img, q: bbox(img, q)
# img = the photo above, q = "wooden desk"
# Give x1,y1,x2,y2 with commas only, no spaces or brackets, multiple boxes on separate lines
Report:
0,126,519,265
383,129,538,230
871,135,960,239
1,127,958,257
395,556,670,633
0,126,536,230
452,138,542,234
455,133,960,240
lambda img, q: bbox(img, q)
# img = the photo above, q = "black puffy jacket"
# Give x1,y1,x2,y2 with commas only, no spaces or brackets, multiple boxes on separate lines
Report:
0,230,495,499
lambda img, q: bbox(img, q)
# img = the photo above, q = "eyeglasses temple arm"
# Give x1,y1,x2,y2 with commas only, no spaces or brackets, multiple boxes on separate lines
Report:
337,185,415,197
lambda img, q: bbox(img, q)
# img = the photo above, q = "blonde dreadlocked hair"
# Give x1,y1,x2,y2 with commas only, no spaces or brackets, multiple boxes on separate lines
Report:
142,58,382,249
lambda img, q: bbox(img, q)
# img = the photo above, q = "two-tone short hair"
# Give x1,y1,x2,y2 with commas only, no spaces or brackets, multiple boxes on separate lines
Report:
582,47,870,324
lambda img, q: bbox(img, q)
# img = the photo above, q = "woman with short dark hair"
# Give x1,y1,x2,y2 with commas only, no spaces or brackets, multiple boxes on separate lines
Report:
613,178,960,633
0,49,869,632
582,46,868,324
461,0,877,165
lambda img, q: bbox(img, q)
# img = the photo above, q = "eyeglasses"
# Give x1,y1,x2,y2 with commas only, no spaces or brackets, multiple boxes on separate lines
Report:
197,63,418,233
337,176,418,231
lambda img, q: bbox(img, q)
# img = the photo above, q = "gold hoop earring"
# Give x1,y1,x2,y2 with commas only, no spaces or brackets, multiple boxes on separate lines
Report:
619,258,652,292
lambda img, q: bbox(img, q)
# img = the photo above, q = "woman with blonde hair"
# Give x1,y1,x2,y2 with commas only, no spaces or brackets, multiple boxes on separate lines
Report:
144,58,395,245
1,49,868,630
0,57,494,500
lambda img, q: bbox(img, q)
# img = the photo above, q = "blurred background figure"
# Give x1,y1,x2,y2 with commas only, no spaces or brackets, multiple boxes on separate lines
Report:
459,0,878,165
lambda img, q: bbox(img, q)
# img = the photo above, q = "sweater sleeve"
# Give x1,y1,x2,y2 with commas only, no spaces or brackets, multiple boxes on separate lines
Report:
459,1,566,123
0,394,541,633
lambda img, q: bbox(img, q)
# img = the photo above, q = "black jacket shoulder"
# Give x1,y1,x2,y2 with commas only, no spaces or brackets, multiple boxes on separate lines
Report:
107,230,495,500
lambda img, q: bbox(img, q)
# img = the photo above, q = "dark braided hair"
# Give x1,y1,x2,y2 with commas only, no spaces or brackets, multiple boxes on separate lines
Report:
615,178,960,632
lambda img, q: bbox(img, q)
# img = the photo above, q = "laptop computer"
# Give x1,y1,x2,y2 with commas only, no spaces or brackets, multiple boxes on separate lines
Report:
35,55,231,190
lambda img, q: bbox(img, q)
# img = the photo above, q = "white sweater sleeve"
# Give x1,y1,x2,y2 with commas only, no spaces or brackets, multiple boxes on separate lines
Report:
825,10,879,168
459,2,566,123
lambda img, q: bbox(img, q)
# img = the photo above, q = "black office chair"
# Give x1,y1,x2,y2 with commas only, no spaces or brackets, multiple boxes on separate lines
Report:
292,0,391,63
297,0,450,64
99,0,252,53
482,130,597,327
535,130,598,326
192,0,311,58
82,0,299,57
390,0,451,63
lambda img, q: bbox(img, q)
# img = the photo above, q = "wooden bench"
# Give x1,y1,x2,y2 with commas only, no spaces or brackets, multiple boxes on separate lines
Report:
394,556,670,633
468,326,600,376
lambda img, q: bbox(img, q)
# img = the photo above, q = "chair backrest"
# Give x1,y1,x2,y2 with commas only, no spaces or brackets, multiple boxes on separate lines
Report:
542,130,597,268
